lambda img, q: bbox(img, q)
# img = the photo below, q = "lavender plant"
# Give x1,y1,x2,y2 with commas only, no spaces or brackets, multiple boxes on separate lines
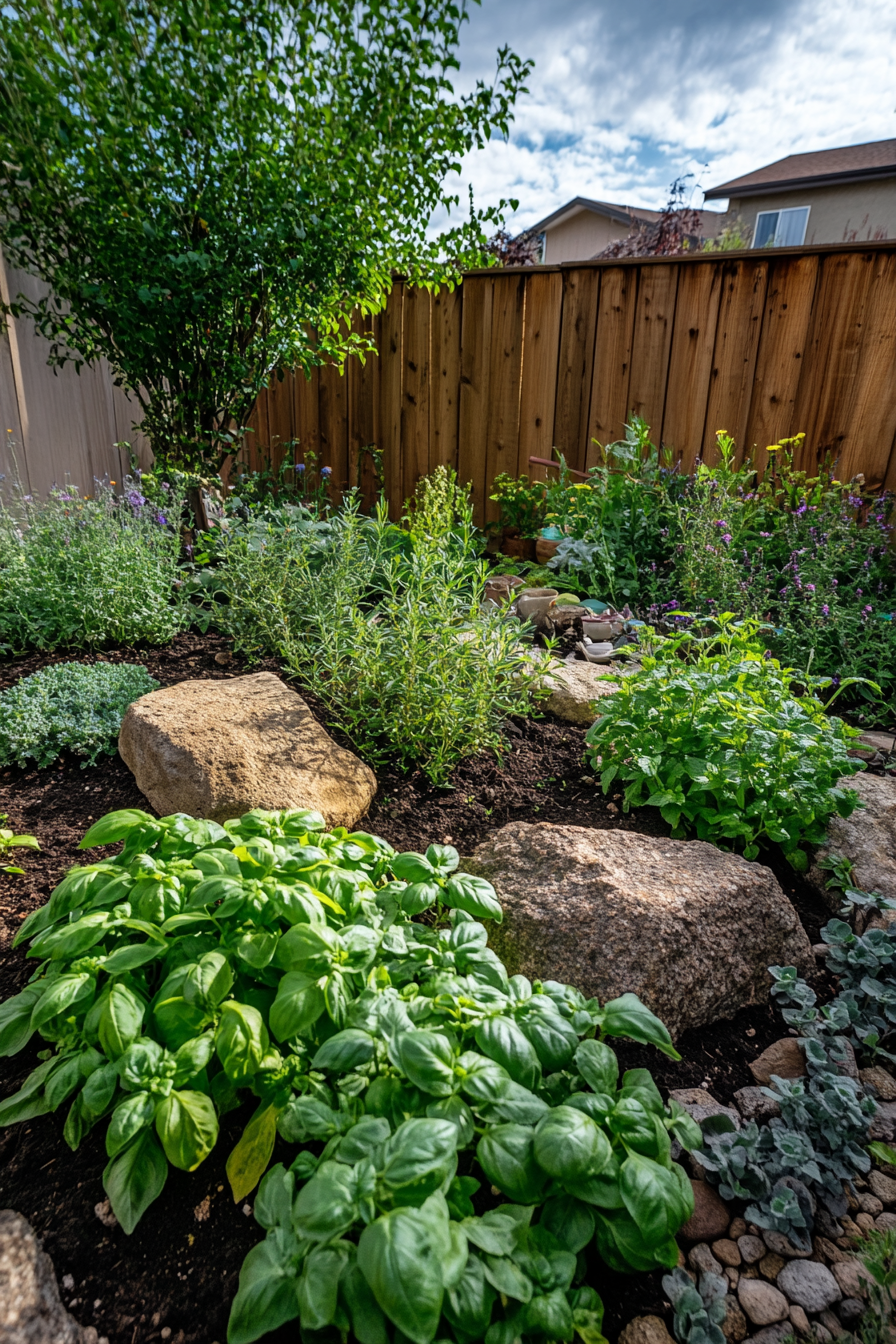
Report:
0,475,189,652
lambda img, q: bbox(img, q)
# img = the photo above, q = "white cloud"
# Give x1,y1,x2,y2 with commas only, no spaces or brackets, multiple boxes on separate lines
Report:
436,0,896,233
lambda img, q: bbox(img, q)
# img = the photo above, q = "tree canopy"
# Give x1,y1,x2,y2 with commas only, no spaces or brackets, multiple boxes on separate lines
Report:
0,0,530,468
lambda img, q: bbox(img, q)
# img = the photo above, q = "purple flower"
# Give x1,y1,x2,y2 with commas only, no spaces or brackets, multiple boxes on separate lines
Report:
760,531,771,538
857,588,863,596
296,462,306,474
721,533,732,544
822,604,829,616
831,578,838,588
806,583,815,592
321,466,332,478
155,511,168,526
714,519,728,528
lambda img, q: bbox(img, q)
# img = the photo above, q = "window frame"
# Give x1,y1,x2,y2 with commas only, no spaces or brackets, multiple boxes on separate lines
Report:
753,205,811,249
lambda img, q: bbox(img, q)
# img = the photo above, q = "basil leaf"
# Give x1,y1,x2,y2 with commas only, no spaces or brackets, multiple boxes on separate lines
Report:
400,882,441,915
98,983,145,1060
524,1287,574,1341
298,1243,351,1330
293,1160,359,1241
600,994,679,1060
477,1123,547,1204
106,1091,156,1158
481,1253,534,1303
155,1089,219,1171
342,1262,390,1344
379,1117,458,1200
313,1027,376,1072
227,1101,279,1202
443,873,503,923
475,1018,541,1091
103,1127,167,1234
228,1234,302,1344
518,1009,578,1072
270,972,325,1042
540,1194,596,1254
0,985,42,1055
396,1030,457,1098
425,1095,475,1147
80,809,155,849
574,1040,619,1095
390,853,437,883
216,1001,269,1084
183,951,234,1009
172,1031,215,1086
534,1106,612,1181
102,942,162,973
357,1204,446,1344
30,972,93,1030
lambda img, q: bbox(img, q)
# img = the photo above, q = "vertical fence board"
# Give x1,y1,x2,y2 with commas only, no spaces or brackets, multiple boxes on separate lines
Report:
553,268,601,470
379,285,404,518
318,361,349,499
293,363,320,469
586,266,637,465
348,309,380,502
518,271,563,480
482,274,526,524
660,263,723,471
627,264,679,441
457,275,494,523
793,251,896,483
430,286,462,475
702,258,769,463
401,286,431,503
744,254,819,471
838,252,896,485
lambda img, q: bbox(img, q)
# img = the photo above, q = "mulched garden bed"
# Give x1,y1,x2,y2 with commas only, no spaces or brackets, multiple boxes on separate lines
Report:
0,632,838,1344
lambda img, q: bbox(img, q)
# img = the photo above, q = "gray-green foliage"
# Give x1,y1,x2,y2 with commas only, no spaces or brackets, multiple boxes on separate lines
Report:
0,661,159,768
213,472,549,784
697,885,885,1251
0,479,188,652
662,1267,728,1344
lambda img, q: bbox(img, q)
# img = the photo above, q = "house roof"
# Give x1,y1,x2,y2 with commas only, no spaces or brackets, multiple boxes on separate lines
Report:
528,196,663,234
704,138,896,201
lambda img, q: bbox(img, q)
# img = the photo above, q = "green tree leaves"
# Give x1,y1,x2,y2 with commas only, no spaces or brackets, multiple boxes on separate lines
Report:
0,0,531,467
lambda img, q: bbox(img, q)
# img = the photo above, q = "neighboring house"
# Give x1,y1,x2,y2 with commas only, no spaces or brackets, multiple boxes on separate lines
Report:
704,138,896,247
530,197,724,263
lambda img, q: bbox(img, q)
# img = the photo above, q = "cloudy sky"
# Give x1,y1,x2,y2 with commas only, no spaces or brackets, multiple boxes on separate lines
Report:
442,0,896,232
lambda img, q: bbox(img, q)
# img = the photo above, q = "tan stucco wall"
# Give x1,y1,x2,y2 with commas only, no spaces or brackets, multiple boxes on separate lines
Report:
542,211,629,262
727,178,896,245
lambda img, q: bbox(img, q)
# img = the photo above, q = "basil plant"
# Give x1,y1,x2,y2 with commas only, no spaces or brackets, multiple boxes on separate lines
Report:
0,808,703,1343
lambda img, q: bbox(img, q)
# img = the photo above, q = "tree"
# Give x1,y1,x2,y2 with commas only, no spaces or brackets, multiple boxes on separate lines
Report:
597,176,705,259
485,227,542,266
0,0,530,469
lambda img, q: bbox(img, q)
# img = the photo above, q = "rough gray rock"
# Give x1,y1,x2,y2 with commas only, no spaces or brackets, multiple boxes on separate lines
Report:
118,672,377,829
747,1326,791,1344
807,773,896,912
738,1235,766,1265
868,1170,896,1205
462,822,812,1039
868,1100,896,1143
0,1209,92,1343
733,1087,781,1123
777,1260,841,1313
761,1230,814,1260
689,1244,724,1275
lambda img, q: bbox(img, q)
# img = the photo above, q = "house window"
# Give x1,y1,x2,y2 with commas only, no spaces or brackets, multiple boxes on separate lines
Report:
753,207,810,248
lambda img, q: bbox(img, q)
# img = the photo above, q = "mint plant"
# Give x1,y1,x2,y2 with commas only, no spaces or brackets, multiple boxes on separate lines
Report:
0,661,158,769
585,616,865,868
0,806,702,1332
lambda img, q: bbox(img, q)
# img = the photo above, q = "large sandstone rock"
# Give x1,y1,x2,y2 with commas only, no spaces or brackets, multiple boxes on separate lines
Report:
461,822,812,1039
808,773,896,911
0,1209,92,1344
538,659,617,724
119,673,376,828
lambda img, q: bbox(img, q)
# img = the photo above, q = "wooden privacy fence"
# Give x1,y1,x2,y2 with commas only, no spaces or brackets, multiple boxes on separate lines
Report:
245,240,896,524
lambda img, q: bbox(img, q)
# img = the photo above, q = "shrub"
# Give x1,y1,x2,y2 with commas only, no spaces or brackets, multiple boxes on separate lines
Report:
214,471,549,784
0,661,159,768
0,478,189,652
585,616,864,867
0,806,702,1337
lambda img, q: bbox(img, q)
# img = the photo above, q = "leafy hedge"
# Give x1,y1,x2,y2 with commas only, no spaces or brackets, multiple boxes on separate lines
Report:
0,808,703,1344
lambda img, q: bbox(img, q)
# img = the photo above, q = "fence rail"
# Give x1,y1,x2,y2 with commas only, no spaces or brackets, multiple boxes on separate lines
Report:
245,241,896,523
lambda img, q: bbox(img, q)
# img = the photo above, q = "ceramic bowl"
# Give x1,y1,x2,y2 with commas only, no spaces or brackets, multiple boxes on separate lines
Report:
516,588,559,620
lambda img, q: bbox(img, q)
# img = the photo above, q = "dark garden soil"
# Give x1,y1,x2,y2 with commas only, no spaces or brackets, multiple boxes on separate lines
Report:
0,632,839,1344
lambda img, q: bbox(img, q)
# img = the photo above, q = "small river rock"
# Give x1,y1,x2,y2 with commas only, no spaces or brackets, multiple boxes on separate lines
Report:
736,1278,789,1326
